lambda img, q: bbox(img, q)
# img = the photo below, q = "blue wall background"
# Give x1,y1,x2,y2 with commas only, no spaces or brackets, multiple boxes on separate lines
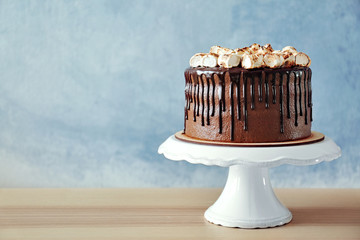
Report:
0,0,359,187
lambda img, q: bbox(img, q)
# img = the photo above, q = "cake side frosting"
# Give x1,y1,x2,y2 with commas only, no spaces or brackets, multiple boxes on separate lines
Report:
184,67,312,142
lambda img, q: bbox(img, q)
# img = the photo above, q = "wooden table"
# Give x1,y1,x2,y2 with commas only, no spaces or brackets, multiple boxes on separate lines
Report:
0,189,359,240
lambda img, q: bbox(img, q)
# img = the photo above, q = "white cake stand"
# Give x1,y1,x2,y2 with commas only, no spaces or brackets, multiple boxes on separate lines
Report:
158,132,341,228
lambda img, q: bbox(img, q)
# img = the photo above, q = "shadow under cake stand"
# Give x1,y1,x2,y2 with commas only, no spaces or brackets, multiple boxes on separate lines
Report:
158,131,341,228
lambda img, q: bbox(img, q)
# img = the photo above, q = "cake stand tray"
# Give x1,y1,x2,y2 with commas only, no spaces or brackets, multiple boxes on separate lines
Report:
158,132,341,228
175,131,325,147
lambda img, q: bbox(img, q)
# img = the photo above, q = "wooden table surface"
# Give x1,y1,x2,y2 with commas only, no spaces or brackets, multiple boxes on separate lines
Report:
0,188,359,240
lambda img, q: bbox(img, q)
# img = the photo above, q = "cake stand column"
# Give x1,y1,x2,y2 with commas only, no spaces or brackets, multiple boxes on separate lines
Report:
204,165,292,228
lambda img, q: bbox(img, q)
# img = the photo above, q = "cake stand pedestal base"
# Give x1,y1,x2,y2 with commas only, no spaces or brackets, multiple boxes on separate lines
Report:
158,132,341,229
205,165,291,228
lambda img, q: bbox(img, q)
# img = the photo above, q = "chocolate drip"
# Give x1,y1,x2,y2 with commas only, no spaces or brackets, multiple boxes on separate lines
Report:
184,72,192,119
192,75,197,122
184,73,188,132
286,71,291,118
187,82,191,110
200,75,205,126
189,73,193,104
250,75,255,110
299,71,303,116
230,81,235,140
258,72,263,102
265,72,269,108
272,73,276,104
206,77,210,125
230,73,241,121
184,108,187,133
218,74,223,133
308,69,313,122
294,72,298,126
237,73,242,120
243,76,248,130
279,73,284,133
196,75,200,117
220,74,226,112
304,70,308,125
184,72,190,114
211,74,215,116
229,73,240,140
185,92,188,119
307,69,311,108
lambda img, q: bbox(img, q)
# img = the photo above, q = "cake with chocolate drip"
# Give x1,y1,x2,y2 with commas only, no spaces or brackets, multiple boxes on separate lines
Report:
183,44,313,143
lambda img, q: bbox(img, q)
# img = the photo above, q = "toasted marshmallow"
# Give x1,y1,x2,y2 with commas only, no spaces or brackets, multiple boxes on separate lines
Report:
264,53,284,68
249,43,261,53
249,43,261,54
295,52,311,67
218,54,241,68
189,53,206,67
282,46,297,54
241,53,264,69
277,51,295,67
234,47,250,58
257,47,271,55
189,44,311,69
263,43,274,52
210,46,234,55
209,46,220,54
203,53,219,67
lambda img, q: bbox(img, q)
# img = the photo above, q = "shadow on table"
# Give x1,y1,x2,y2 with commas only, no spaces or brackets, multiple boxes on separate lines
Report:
289,207,360,225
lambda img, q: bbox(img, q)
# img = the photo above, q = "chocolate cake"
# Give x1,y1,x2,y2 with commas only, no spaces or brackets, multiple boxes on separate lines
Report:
183,44,313,143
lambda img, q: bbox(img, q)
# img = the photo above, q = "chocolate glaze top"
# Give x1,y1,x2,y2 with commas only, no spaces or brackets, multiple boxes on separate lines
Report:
186,66,308,78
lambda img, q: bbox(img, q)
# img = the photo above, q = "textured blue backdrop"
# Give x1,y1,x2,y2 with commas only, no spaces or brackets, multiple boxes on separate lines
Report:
0,0,359,187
